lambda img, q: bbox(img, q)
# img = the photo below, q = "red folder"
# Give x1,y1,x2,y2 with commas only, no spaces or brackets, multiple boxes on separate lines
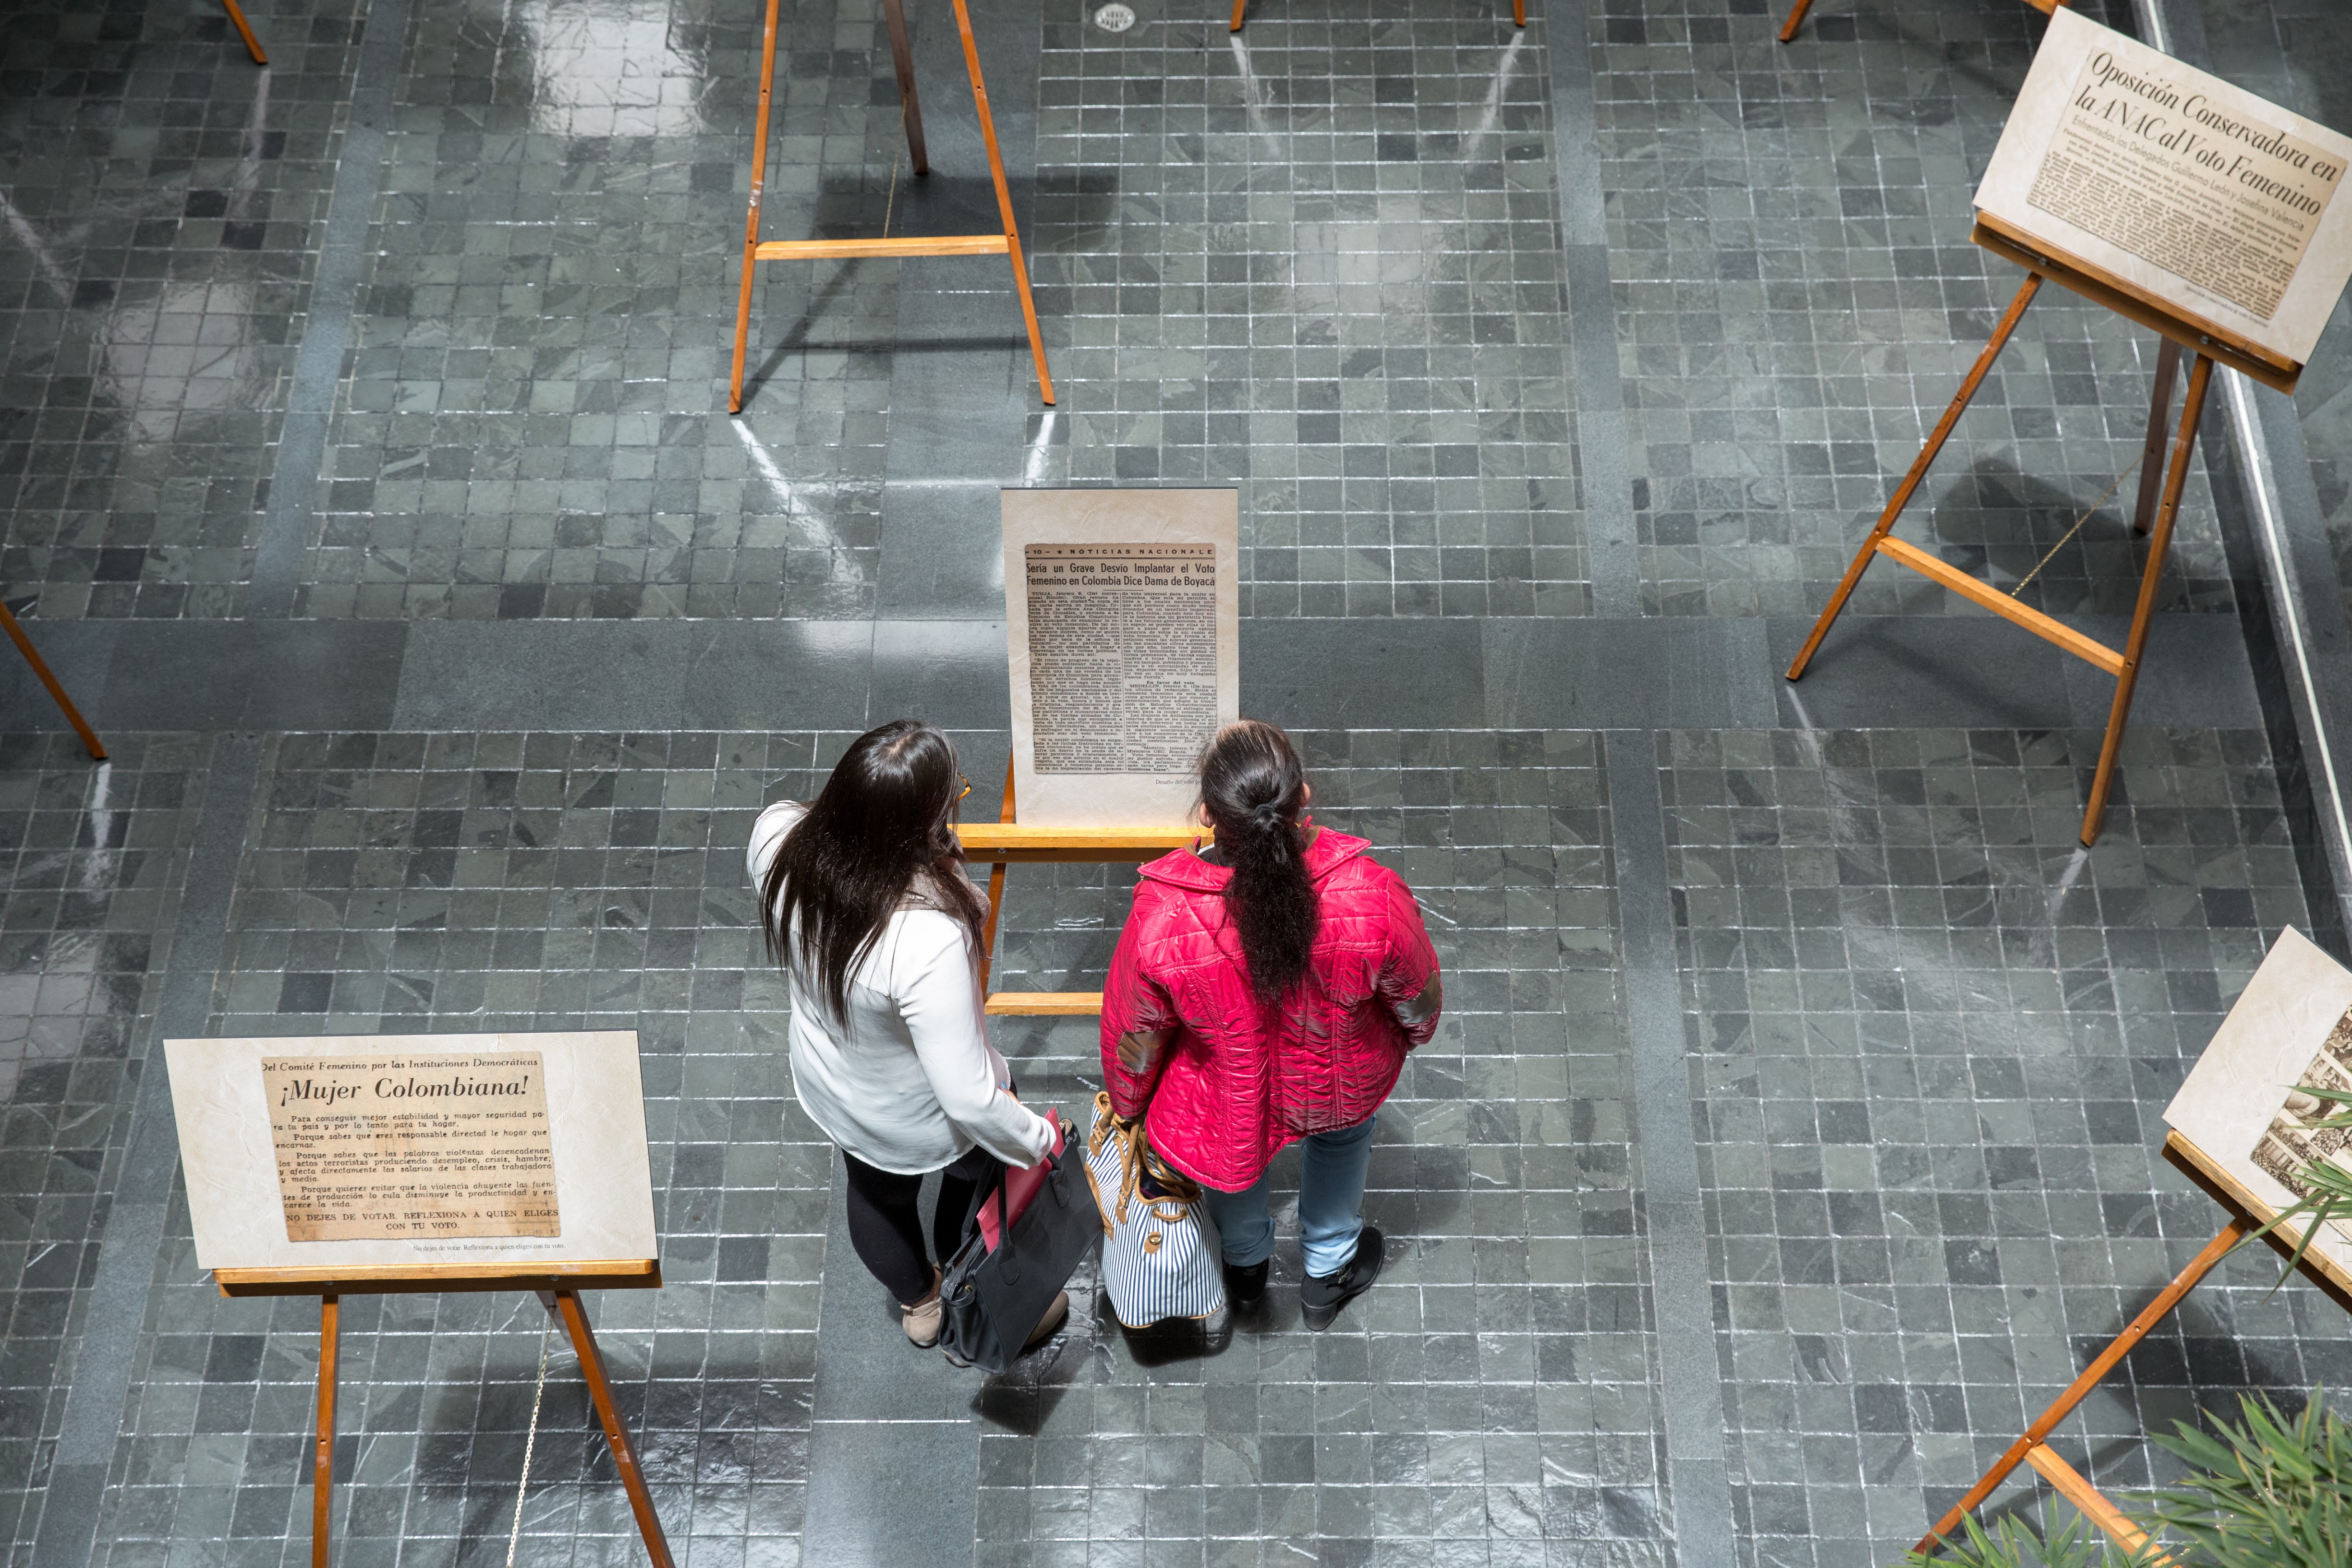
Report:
975,1109,1067,1252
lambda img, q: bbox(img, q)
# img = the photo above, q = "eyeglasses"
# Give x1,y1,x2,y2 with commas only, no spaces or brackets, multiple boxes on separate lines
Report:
958,773,971,801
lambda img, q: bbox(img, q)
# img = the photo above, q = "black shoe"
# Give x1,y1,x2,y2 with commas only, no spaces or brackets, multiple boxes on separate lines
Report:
1223,1258,1269,1309
1299,1227,1382,1331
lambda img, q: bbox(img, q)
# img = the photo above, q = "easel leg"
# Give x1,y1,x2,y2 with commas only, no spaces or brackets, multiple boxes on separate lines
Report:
1229,0,1246,31
312,1295,338,1568
977,758,1014,993
947,0,1056,406
1512,0,1525,27
729,0,787,415
1912,1218,2244,1557
554,1290,676,1568
880,0,930,175
1776,0,1816,43
2130,339,2183,535
1784,274,2042,681
2079,353,2212,846
1,600,107,760
221,0,268,63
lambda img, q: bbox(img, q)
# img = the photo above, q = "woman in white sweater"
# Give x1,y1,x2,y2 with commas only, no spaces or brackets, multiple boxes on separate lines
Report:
749,720,1064,1353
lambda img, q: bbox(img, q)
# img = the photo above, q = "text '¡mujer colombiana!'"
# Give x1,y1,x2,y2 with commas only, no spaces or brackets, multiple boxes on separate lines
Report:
276,1071,533,1108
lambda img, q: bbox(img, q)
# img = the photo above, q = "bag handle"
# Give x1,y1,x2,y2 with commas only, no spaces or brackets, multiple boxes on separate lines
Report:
993,1175,1021,1281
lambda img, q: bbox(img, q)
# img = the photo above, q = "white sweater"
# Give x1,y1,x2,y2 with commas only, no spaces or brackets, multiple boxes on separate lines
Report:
747,801,1055,1175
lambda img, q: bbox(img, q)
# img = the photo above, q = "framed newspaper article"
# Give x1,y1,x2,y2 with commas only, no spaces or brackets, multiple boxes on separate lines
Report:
165,1031,657,1280
999,488,1241,828
2164,928,2352,1279
1975,7,2352,371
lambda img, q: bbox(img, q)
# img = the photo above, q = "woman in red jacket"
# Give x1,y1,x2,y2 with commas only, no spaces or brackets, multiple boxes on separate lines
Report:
1100,720,1442,1329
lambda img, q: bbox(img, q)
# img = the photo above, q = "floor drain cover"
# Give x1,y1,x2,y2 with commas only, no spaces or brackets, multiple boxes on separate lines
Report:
1093,3,1136,32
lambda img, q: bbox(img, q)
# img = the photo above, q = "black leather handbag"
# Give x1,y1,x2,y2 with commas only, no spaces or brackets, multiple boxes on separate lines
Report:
937,1119,1099,1373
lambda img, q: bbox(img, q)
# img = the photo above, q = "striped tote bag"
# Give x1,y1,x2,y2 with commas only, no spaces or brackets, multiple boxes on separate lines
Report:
1085,1092,1227,1328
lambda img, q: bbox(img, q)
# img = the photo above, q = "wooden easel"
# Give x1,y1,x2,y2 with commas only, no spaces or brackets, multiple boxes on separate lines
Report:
221,0,267,63
1778,0,2061,46
215,1259,672,1568
728,0,1053,413
1228,0,1523,33
1785,210,2304,847
1913,1131,2352,1560
0,601,104,760
955,760,1197,1015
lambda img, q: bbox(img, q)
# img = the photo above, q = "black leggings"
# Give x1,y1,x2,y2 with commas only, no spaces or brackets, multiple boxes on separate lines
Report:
841,1146,998,1306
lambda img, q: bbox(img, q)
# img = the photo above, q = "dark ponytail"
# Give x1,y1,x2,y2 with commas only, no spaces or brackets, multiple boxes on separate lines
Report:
760,720,988,1021
1199,719,1317,1001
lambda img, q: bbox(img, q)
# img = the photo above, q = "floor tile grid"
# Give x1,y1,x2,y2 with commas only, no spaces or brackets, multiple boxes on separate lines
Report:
1031,3,1590,619
0,0,370,620
296,0,912,621
1657,724,2341,1568
0,733,205,1563
94,731,841,1568
1594,0,2237,622
979,730,1673,1568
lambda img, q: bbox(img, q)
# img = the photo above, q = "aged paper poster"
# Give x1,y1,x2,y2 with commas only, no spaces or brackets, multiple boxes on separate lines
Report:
1025,543,1219,774
2248,1006,2352,1199
1001,490,1240,826
2166,928,2352,1275
1976,8,2352,365
262,1051,559,1241
167,1032,656,1273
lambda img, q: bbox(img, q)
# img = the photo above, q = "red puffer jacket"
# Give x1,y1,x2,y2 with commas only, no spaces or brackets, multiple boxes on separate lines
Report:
1099,827,1442,1192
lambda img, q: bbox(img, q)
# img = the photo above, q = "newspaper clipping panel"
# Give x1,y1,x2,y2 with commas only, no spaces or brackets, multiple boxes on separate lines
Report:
2166,928,2352,1277
166,1031,658,1272
1976,8,2352,365
1002,490,1239,826
262,1051,560,1242
1026,544,1218,775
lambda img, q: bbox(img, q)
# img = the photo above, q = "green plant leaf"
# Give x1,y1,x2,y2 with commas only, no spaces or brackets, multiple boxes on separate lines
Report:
2143,1389,2352,1568
1894,1508,2132,1568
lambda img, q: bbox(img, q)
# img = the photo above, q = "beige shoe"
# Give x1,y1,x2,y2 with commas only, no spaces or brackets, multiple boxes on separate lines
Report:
902,1271,944,1348
1022,1290,1070,1352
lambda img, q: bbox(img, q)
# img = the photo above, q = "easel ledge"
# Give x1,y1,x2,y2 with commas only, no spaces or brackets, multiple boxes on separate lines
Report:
1973,212,2301,396
957,761,1208,1016
213,1256,661,1298
1914,1131,2351,1561
2162,1131,2352,1311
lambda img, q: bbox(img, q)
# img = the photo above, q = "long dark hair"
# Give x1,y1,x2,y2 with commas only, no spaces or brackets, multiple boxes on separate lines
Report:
1199,719,1318,1001
759,720,988,1020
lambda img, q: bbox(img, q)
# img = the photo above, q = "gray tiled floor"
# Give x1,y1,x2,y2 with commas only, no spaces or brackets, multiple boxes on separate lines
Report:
8,0,2352,1566
301,0,904,620
1032,7,1586,617
0,0,367,620
1595,0,2236,622
0,733,203,1557
1663,725,2337,1568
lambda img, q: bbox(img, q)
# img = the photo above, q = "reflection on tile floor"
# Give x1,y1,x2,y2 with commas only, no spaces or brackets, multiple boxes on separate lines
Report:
301,0,906,621
1032,8,1586,617
0,734,203,1556
0,0,366,619
7,0,2342,626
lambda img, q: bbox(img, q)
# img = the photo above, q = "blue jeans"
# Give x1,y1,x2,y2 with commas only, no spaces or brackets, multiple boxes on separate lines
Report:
1199,1115,1375,1278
